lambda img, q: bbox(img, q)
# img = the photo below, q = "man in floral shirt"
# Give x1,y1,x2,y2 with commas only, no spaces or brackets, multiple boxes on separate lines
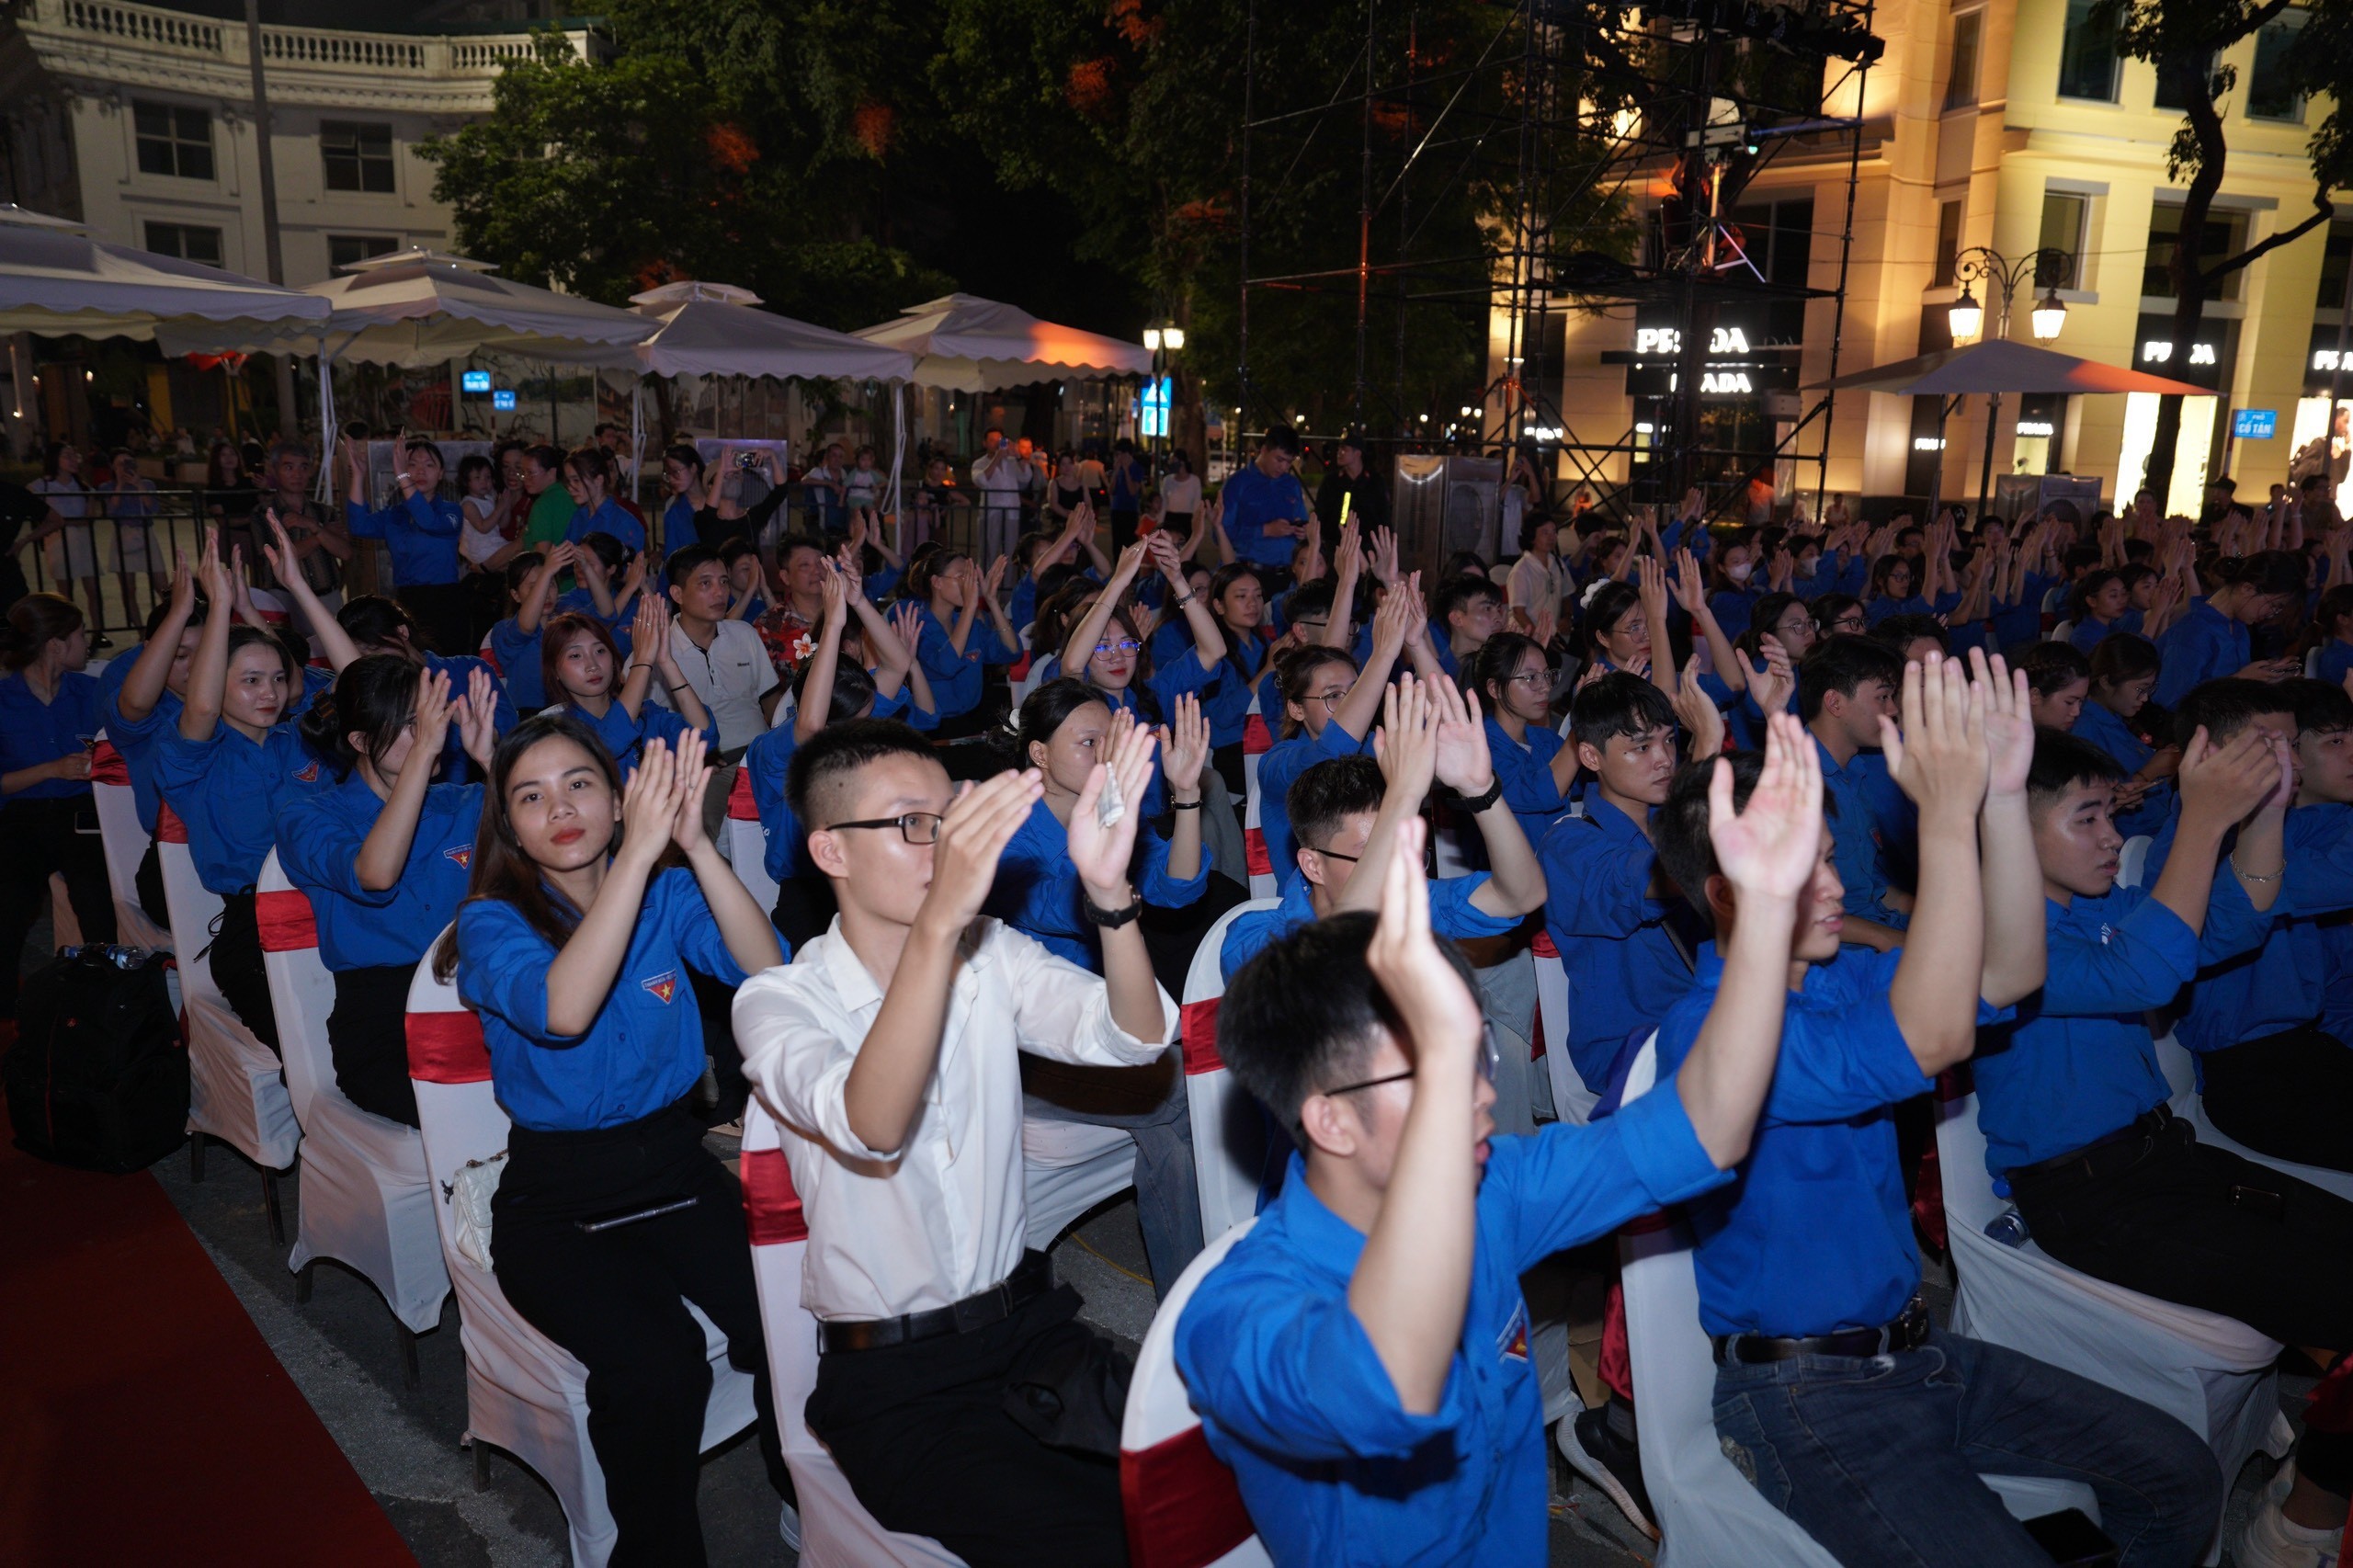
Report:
755,533,832,680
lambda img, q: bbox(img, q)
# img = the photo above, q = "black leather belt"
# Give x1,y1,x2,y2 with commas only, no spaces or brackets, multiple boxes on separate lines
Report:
1712,1298,1932,1365
2006,1104,2177,1185
817,1252,1051,1355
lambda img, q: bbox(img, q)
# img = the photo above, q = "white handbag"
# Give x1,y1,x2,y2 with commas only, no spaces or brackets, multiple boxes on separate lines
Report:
448,1151,506,1272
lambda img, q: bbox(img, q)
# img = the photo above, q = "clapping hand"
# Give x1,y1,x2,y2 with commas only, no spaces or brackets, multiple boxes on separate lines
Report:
1668,547,1707,614
2176,725,2288,827
1069,710,1156,902
619,736,688,866
1747,638,1796,719
665,726,716,855
1708,712,1824,903
820,559,847,630
1362,815,1483,1074
1374,674,1440,808
458,665,500,771
1429,675,1494,796
1880,652,1989,826
1673,656,1724,759
917,770,1045,934
410,667,456,764
1158,692,1210,798
1971,649,2034,799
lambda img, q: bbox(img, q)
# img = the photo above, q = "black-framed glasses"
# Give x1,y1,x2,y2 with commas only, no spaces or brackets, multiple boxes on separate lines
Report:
1304,684,1355,707
825,812,944,845
1315,1021,1502,1103
1307,841,1359,863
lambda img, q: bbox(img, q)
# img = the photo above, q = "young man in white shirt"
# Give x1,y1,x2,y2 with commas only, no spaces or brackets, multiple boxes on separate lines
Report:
657,541,781,757
734,717,1176,1567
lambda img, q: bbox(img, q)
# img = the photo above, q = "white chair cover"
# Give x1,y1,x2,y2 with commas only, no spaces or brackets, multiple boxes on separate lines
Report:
256,851,449,1334
2050,619,2076,645
740,1099,965,1567
1181,899,1284,1244
1620,1040,2099,1567
2115,835,2152,893
1239,697,1278,899
1937,1080,2290,1562
2151,1030,2353,1202
89,737,174,954
1530,939,1596,1126
2307,647,2323,679
156,810,300,1173
1119,1217,1270,1568
404,930,758,1568
723,768,782,915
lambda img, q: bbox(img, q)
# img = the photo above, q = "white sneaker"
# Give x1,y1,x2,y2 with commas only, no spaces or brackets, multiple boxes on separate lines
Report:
779,1500,802,1551
2233,1474,2342,1568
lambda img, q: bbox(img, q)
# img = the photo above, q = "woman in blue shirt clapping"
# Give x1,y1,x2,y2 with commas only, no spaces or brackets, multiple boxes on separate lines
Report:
439,716,790,1565
278,657,497,1126
540,596,713,771
0,592,114,1014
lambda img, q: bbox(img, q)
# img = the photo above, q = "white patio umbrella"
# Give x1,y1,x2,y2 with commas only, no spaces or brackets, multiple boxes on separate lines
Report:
851,292,1151,391
629,280,914,381
0,205,329,339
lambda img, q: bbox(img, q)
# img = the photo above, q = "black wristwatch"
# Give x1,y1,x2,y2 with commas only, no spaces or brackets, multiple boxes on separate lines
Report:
1453,778,1504,813
1081,891,1145,928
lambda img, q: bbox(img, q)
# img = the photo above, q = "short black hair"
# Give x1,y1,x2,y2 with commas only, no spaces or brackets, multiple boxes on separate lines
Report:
2027,726,2126,803
785,718,938,829
1798,633,1904,722
578,530,630,577
1259,425,1302,457
1651,751,1767,916
2283,676,2353,736
665,542,722,584
1281,578,1338,625
1434,574,1502,625
1870,614,1948,657
1218,910,1477,1134
1287,756,1385,857
2173,678,2293,749
2088,632,2160,687
1571,671,1677,751
2015,640,2091,697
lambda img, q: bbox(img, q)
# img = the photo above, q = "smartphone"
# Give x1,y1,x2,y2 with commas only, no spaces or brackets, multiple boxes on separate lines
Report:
2229,1183,2287,1221
574,1194,699,1234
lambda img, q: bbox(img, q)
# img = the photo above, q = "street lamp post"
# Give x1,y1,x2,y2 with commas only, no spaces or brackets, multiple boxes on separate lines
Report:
1947,246,2070,519
1142,318,1184,491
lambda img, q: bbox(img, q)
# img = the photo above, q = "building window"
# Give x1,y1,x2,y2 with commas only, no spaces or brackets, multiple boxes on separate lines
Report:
2038,192,2088,290
2056,0,2121,102
2321,221,2353,320
2143,204,2248,301
145,222,222,267
321,121,395,194
1945,11,1983,110
2153,51,2218,111
327,233,398,272
2246,13,2307,122
132,101,213,181
1933,200,1962,287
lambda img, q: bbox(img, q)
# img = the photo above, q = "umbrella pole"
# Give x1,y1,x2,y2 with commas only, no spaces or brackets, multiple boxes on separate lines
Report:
1977,392,2001,521
631,379,642,510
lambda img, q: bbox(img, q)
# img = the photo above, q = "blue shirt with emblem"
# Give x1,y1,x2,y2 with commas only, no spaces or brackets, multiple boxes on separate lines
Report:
915,605,1019,722
153,718,335,893
1255,722,1370,887
1218,465,1312,570
2154,598,2245,709
348,493,463,587
985,798,1207,971
564,496,645,553
276,775,483,971
556,697,712,774
0,668,100,801
457,867,770,1131
1655,943,2009,1337
1175,1087,1726,1568
99,652,184,834
1485,719,1573,846
1539,797,1699,1095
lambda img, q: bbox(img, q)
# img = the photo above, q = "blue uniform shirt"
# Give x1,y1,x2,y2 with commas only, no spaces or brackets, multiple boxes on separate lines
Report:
153,720,334,893
99,655,183,833
349,493,463,587
2068,611,2143,653
1175,1087,1726,1568
421,651,516,773
2320,640,2353,688
2070,699,2172,839
1218,466,1311,570
1656,943,2009,1337
1200,640,1271,749
458,867,767,1131
565,496,645,552
0,669,100,801
277,775,483,971
1864,593,1932,626
1708,587,1758,642
2177,804,2353,1059
559,697,710,773
1972,875,2263,1176
2154,598,2245,709
1485,719,1572,846
1222,869,1519,982
1815,736,1910,930
1255,722,1369,887
1539,799,1699,1094
985,799,1207,971
743,720,809,887
915,606,1018,721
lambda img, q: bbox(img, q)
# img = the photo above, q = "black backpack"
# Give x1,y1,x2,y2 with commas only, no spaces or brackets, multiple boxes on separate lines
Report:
5,946,187,1173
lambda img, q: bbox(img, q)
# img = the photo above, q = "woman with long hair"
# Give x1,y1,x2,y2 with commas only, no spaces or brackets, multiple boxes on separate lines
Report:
344,435,473,655
0,592,115,1013
1054,538,1224,801
559,444,644,553
907,547,1020,737
278,657,498,1124
1199,562,1277,797
337,591,518,773
540,595,712,771
2077,633,2177,837
439,715,790,1563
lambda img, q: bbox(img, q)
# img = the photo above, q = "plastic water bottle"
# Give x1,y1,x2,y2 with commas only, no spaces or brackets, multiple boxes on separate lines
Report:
1984,1209,2031,1247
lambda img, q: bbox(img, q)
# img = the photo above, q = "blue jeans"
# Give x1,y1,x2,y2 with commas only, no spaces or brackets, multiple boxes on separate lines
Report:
1711,1326,2218,1568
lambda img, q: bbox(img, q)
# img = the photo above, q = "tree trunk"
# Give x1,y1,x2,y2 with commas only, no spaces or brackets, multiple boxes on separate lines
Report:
2143,52,2228,509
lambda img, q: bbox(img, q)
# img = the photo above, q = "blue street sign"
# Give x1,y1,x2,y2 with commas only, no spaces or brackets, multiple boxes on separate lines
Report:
2233,408,2277,439
492,389,517,411
461,369,492,393
1140,375,1171,438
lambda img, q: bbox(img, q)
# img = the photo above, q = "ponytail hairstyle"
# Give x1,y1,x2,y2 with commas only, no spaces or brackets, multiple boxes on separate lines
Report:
563,444,617,496
1578,579,1643,666
299,653,421,779
1469,631,1548,716
435,710,682,981
791,646,878,724
2016,639,2092,701
1274,642,1360,740
0,591,82,671
907,546,970,607
336,593,425,656
1031,578,1100,662
540,610,622,705
2070,567,2124,623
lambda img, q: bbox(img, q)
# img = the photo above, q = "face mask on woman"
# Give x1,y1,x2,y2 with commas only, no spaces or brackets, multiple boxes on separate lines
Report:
1796,557,1819,579
1728,562,1754,584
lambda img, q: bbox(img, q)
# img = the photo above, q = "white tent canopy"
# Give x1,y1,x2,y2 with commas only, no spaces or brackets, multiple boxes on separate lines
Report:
0,205,329,340
629,280,914,381
851,292,1151,392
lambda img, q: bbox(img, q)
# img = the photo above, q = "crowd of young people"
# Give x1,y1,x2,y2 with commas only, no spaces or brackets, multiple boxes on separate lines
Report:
13,420,2353,1568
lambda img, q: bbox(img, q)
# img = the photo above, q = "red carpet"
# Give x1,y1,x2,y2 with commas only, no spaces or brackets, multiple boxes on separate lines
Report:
0,1099,416,1567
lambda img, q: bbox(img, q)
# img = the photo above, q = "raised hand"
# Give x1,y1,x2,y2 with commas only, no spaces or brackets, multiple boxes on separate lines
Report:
260,509,301,592
458,665,500,770
881,602,924,675
1970,648,2034,799
1110,539,1150,588
1668,547,1706,614
667,725,715,853
982,554,1008,602
1369,527,1400,585
1879,651,1989,824
918,770,1046,933
1069,710,1157,898
1637,552,1670,619
1674,655,1725,758
1429,675,1494,795
1709,711,1824,902
619,736,683,864
410,666,456,762
1374,674,1440,806
1529,599,1558,650
1159,691,1210,797
1363,815,1482,1065
820,560,847,630
165,554,195,617
2176,725,2287,826
197,527,233,603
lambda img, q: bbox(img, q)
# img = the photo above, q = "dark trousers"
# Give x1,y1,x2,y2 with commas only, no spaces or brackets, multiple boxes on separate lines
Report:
0,796,116,1016
395,581,476,661
328,964,419,1126
491,1104,789,1568
207,888,278,1054
1210,740,1247,802
1712,1326,2218,1568
135,836,168,930
807,1285,1129,1568
2200,1024,2353,1173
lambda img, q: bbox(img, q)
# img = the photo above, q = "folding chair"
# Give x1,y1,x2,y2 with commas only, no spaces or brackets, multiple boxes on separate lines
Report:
405,932,759,1568
1180,899,1284,1244
723,767,781,914
1119,1217,1270,1568
256,851,449,1377
156,804,298,1240
89,735,173,954
739,1099,965,1567
1023,1114,1140,1252
1938,1075,2289,1562
1620,1039,2101,1567
2050,619,2076,645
